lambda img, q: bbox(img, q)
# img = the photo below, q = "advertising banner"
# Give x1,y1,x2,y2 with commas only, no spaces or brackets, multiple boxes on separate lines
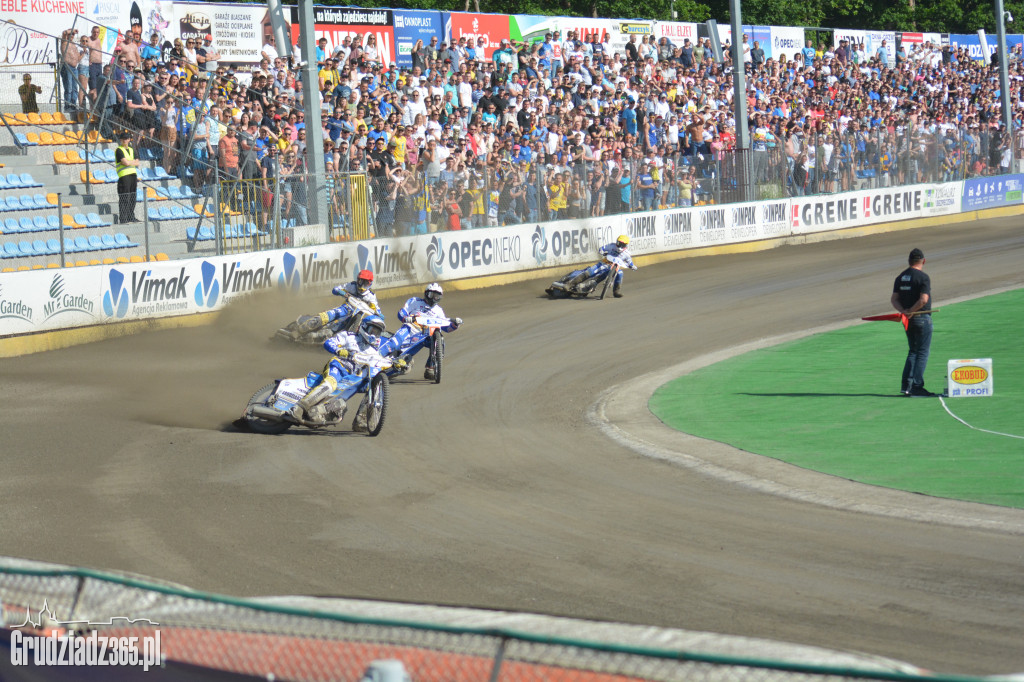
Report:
553,17,653,59
176,2,270,67
0,267,102,337
509,14,554,46
962,175,1024,210
790,182,961,235
768,25,805,60
948,33,1024,61
290,6,396,66
897,32,943,49
654,21,700,46
446,12,510,61
833,29,897,67
393,9,443,68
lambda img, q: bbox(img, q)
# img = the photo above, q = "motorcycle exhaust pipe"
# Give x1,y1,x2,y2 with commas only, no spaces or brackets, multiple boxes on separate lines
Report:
249,405,285,422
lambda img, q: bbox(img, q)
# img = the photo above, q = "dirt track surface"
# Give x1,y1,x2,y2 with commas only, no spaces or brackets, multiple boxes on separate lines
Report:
2,218,1024,675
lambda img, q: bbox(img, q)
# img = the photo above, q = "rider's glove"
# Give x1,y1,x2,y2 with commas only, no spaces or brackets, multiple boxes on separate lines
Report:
631,264,638,271
334,349,350,359
392,357,407,371
332,285,348,298
450,317,462,329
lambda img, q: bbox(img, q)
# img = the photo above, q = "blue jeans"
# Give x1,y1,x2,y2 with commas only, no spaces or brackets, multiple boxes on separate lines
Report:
61,64,79,111
902,314,932,392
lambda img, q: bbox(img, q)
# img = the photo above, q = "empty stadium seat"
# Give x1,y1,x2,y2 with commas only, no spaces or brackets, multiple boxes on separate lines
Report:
6,174,24,188
157,206,173,220
53,150,70,164
65,150,86,164
26,113,41,125
169,205,185,219
167,186,184,200
33,239,51,255
15,133,36,147
103,169,120,183
147,207,161,221
154,167,175,179
86,151,104,163
46,193,70,208
101,234,117,249
155,187,171,199
102,258,115,265
18,240,36,256
198,226,215,240
46,238,60,254
46,215,59,230
155,253,169,261
102,149,115,162
73,213,90,227
137,167,154,181
32,216,48,231
80,170,103,185
86,213,110,227
63,237,76,253
2,242,21,258
73,236,91,252
25,194,46,209
87,235,104,250
130,255,145,263
4,218,19,234
38,112,56,125
115,233,138,248
19,217,34,232
4,197,23,211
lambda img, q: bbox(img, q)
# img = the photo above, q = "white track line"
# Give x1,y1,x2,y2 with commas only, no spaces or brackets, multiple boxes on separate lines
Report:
939,398,1024,439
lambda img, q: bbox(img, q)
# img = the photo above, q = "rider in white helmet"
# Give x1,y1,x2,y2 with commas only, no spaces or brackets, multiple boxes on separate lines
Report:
290,313,398,431
378,282,461,380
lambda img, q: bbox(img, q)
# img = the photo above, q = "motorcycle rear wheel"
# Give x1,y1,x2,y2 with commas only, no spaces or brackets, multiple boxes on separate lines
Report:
366,373,389,437
244,382,292,435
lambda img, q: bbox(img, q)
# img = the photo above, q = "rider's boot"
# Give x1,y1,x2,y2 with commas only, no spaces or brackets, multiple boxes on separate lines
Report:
423,363,436,381
613,284,623,298
564,271,587,289
352,396,369,432
289,381,333,422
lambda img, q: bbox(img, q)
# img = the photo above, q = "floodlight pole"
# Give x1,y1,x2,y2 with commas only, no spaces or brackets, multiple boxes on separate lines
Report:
298,0,327,226
994,0,1014,168
729,0,753,200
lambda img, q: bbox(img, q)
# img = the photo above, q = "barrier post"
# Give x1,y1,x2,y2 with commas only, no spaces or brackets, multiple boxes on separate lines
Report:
57,193,65,268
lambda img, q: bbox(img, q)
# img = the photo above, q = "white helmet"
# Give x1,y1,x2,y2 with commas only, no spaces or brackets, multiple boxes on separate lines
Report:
424,282,443,307
358,314,386,348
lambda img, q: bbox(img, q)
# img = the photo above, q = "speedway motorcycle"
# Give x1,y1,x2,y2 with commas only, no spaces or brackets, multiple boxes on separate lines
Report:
546,254,629,300
273,294,380,346
242,350,393,436
383,313,450,384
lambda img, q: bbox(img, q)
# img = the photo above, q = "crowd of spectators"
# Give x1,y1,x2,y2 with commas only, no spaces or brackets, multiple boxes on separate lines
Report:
55,19,1024,234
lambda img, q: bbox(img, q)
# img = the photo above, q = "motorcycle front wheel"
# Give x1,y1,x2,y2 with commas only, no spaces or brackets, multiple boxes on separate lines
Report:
365,373,389,437
430,330,444,384
244,382,292,435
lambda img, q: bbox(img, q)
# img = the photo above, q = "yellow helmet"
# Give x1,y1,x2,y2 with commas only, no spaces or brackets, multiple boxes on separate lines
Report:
616,234,630,248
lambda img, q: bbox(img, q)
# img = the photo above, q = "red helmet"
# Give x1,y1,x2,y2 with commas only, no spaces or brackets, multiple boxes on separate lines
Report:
356,269,373,294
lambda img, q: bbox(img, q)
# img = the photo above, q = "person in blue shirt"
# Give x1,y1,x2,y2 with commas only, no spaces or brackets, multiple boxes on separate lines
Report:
140,33,162,62
876,39,889,66
637,162,656,211
802,40,816,68
619,99,637,136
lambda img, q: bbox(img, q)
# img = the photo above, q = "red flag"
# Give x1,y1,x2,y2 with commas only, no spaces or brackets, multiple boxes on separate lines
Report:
861,312,911,330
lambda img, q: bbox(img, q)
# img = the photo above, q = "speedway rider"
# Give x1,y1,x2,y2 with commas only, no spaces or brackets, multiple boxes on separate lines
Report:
297,269,381,336
378,282,462,381
290,314,403,431
565,234,638,298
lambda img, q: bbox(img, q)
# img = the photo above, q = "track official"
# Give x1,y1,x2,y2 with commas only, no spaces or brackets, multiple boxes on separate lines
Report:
891,248,937,397
115,131,140,223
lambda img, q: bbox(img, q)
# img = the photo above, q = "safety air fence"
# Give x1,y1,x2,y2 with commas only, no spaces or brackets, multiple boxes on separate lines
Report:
0,175,1019,338
0,560,993,682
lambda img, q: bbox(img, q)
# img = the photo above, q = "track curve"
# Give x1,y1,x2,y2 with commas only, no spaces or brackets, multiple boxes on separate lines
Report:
2,216,1023,675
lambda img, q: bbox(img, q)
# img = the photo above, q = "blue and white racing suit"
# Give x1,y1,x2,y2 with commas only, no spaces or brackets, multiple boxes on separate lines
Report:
317,282,381,330
582,242,637,287
378,297,460,368
318,331,384,388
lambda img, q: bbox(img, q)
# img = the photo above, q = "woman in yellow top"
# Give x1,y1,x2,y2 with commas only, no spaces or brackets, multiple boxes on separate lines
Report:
547,172,568,220
677,168,695,207
467,175,486,228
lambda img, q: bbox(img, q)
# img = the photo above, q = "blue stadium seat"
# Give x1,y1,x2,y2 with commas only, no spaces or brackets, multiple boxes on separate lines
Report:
3,242,21,258
19,173,41,188
198,226,215,240
104,169,120,183
87,213,110,227
87,235,104,250
63,237,76,253
5,196,24,211
15,133,35,146
19,217,34,232
74,213,89,226
19,195,37,209
157,206,173,220
32,194,49,209
46,238,60,254
18,240,36,256
33,239,50,255
103,149,115,162
169,205,185,219
87,151,104,163
147,207,161,221
33,216,48,231
155,186,170,199
115,233,138,247
47,215,59,230
101,234,118,249
4,218,20,234
73,236,91,252
137,188,145,201
154,166,175,179
167,186,184,200
137,167,154,181
180,186,199,199
185,226,197,241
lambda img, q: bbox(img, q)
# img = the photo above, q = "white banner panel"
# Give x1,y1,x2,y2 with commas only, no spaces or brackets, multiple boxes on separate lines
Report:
768,26,805,60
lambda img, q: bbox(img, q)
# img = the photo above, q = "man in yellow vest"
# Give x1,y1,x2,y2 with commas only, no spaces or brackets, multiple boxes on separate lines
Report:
115,130,140,223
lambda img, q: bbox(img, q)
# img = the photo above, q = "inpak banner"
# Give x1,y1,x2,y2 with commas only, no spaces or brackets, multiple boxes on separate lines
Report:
291,6,396,66
445,12,510,61
654,21,700,46
768,26,805,60
962,175,1024,210
833,29,897,67
393,10,443,68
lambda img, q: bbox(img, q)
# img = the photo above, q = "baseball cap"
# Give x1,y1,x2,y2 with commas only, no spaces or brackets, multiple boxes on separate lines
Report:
909,248,924,262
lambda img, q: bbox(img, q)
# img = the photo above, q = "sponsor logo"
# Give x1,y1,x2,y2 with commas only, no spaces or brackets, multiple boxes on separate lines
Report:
792,197,859,227
427,236,445,276
698,208,726,243
314,8,390,25
395,14,432,29
194,261,220,308
548,224,614,258
951,366,988,384
444,235,522,270
773,36,801,50
299,251,351,286
354,242,416,285
102,266,190,319
179,11,210,42
617,22,652,35
761,202,789,236
42,274,94,322
0,282,33,324
531,225,549,264
278,252,301,291
663,211,693,246
9,601,162,671
625,215,657,250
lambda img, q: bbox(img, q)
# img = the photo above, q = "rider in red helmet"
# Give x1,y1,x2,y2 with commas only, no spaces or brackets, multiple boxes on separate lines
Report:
297,269,382,336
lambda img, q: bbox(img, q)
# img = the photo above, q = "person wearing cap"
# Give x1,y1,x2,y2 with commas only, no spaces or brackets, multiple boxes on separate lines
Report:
891,248,937,397
114,131,140,223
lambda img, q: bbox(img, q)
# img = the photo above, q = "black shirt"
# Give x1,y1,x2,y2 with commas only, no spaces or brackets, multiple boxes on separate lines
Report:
892,267,931,312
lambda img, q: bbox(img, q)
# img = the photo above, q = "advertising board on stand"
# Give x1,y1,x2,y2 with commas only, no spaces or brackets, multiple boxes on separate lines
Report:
444,12,509,61
768,25,805,60
290,6,395,66
393,10,444,68
654,21,700,46
175,2,270,69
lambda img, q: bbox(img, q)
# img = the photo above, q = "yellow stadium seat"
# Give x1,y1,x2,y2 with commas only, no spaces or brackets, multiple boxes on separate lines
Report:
146,187,162,201
79,170,103,185
156,253,169,261
51,133,71,144
14,113,29,125
1,268,15,273
89,259,101,266
31,264,44,270
86,131,110,143
39,112,56,125
62,214,85,229
46,193,71,208
39,131,54,145
52,112,70,124
25,132,41,145
130,255,145,263
102,258,115,265
17,266,30,271
53,150,69,164
74,261,89,268
26,113,42,125
46,263,59,269
195,203,214,218
65,149,85,164
115,257,129,264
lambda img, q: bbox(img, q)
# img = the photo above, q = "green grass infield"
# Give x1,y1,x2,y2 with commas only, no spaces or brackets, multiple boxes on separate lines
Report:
650,289,1024,508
